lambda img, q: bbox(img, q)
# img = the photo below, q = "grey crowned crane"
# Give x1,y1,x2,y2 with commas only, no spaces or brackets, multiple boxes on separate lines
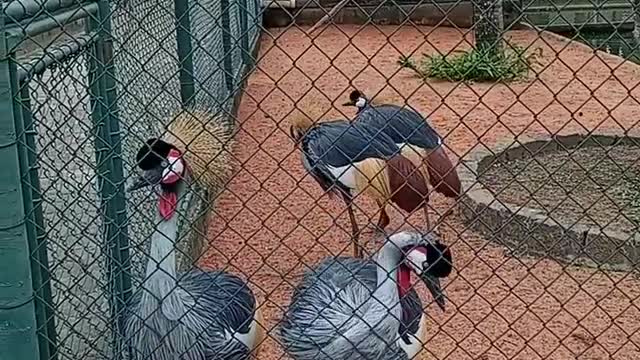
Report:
279,230,452,360
343,90,462,229
123,140,264,360
136,109,235,271
289,117,430,258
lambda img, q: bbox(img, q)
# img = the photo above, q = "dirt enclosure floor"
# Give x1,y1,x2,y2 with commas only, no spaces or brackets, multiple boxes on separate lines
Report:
201,25,640,359
482,144,640,235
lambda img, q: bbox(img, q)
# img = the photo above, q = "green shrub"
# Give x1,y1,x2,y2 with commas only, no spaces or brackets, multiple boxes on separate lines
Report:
398,44,541,83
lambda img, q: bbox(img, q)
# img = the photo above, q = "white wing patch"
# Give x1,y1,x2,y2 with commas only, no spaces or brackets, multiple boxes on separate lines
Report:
234,317,260,349
326,160,368,190
396,314,428,359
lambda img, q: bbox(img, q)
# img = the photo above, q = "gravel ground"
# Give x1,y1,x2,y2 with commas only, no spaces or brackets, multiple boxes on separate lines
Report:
201,25,640,359
482,144,640,235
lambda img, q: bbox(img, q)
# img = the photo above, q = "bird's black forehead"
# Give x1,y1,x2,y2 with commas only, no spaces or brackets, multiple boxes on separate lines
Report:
349,90,363,102
425,242,452,278
135,138,174,170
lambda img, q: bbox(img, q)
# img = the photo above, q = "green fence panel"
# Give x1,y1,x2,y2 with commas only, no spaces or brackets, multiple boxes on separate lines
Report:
175,0,196,106
18,81,58,360
0,31,42,360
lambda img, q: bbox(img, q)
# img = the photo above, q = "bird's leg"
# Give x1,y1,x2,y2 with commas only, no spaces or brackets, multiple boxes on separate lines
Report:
423,205,432,233
367,200,389,234
376,206,390,231
342,193,362,258
347,204,362,258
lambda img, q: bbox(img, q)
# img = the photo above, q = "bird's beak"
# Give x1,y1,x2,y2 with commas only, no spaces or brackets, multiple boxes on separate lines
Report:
421,273,446,311
406,246,447,311
342,101,354,106
127,167,164,192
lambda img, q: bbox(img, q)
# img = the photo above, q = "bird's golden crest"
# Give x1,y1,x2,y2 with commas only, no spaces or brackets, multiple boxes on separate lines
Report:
162,110,235,195
288,114,315,142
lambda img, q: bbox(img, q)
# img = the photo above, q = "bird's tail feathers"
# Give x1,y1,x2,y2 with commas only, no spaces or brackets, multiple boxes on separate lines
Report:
353,158,391,205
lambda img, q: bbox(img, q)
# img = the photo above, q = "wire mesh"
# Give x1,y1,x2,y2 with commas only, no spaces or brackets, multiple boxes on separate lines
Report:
22,47,112,360
110,0,184,278
4,0,640,359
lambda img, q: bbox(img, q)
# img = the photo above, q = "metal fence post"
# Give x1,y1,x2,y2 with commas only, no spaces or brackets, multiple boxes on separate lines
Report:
86,0,132,354
221,0,234,98
0,16,43,360
175,0,196,107
239,0,249,66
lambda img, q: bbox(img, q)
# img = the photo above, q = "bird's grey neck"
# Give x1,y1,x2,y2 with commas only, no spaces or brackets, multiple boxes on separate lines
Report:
144,191,182,299
369,232,418,316
371,245,402,306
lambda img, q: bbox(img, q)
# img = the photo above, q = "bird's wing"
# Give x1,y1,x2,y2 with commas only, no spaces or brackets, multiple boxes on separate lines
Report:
397,289,424,347
301,136,342,194
357,105,442,149
121,270,259,360
181,270,259,359
279,257,374,359
306,121,400,168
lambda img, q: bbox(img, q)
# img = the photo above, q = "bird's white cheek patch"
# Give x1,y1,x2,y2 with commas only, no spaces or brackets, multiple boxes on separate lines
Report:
161,149,185,185
158,149,184,220
406,247,428,274
355,97,367,108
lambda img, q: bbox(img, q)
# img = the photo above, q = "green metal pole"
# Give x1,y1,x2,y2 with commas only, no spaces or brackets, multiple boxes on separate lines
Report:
174,0,195,107
239,0,249,66
87,0,131,356
0,15,42,360
18,84,58,360
221,0,233,97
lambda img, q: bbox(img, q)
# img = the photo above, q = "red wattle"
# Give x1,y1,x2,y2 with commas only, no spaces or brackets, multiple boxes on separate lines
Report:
397,264,412,297
159,191,178,220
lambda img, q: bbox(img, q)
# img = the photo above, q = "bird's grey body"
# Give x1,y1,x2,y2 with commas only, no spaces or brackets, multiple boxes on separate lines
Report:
300,119,400,195
302,120,400,167
125,157,263,360
280,257,422,360
354,102,442,150
279,232,451,360
124,267,259,359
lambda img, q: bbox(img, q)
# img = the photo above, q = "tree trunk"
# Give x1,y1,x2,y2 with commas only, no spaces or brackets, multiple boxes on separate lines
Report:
474,0,504,55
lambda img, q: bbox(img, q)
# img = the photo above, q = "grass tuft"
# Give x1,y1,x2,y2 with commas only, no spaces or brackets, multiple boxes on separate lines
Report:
398,44,542,83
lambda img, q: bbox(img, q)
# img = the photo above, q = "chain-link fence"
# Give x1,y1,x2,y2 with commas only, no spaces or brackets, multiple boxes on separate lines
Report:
1,0,260,358
1,0,640,359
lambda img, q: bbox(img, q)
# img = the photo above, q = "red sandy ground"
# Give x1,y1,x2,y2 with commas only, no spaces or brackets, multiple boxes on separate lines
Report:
201,25,640,359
